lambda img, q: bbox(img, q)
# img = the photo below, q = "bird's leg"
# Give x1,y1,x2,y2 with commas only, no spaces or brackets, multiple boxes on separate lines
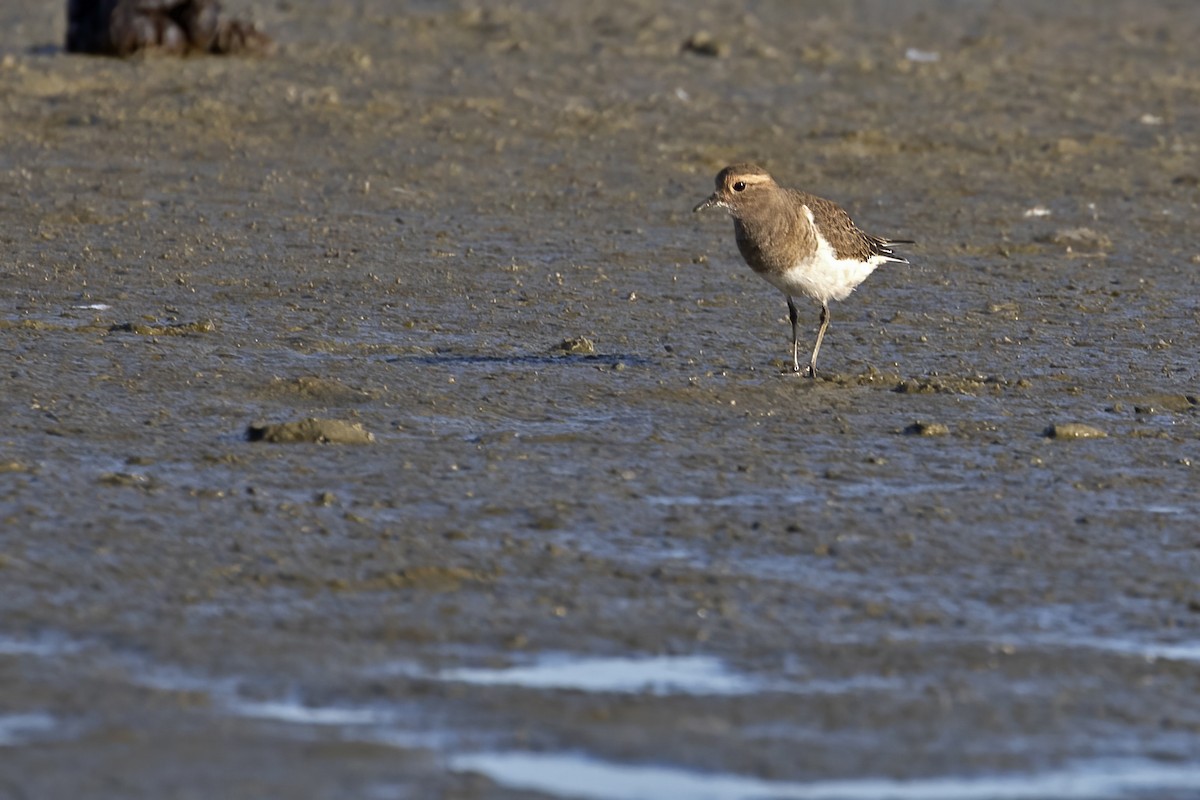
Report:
807,302,830,379
786,296,801,373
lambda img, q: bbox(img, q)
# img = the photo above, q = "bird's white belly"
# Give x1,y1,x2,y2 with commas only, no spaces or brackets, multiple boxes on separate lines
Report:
759,234,883,305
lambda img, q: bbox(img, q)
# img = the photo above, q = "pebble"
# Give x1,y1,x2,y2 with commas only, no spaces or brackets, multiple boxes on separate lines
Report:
1044,423,1107,440
903,421,950,436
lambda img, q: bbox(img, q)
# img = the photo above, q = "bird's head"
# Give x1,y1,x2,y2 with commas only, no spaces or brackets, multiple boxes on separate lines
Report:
692,163,778,216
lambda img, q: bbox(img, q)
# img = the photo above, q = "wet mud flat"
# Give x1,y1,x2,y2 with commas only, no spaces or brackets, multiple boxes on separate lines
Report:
1,1,1199,797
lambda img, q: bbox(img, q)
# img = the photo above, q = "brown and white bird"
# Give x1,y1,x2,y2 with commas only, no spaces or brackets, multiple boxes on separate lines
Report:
693,163,912,377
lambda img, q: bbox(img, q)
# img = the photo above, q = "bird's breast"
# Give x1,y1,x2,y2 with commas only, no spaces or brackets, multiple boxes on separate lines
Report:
733,219,803,277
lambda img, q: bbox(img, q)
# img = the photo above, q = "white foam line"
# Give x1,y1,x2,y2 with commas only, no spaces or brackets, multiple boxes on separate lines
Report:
448,751,1200,800
135,670,447,745
435,655,762,696
130,666,240,696
827,631,1200,666
429,654,904,697
644,493,813,508
126,664,397,728
929,634,1200,665
1059,636,1200,663
0,713,57,747
0,639,435,742
0,635,85,657
225,699,394,727
368,728,459,751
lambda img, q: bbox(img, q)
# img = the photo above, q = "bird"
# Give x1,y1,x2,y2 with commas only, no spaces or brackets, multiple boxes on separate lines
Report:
693,163,912,377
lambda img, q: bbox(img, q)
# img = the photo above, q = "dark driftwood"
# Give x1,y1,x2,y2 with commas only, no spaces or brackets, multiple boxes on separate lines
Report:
66,0,271,56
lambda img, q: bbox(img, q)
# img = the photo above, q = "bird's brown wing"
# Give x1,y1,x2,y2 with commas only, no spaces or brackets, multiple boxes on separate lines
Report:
790,190,910,263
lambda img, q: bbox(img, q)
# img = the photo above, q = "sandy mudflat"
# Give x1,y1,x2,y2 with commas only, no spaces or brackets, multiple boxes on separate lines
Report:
1,2,1198,798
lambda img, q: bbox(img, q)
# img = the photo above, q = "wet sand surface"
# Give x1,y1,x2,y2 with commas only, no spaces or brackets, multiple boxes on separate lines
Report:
2,1,1199,797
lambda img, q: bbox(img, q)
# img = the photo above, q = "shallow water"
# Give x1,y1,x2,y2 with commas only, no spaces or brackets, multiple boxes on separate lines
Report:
2,0,1199,798
446,752,1200,800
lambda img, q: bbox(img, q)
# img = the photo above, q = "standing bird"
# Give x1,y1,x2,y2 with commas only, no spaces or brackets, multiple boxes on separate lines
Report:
693,163,912,377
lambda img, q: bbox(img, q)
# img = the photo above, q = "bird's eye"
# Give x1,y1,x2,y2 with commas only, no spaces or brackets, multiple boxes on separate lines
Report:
732,181,746,192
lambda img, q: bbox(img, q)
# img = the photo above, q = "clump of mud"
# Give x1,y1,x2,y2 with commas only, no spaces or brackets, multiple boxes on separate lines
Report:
66,0,271,56
903,421,950,436
109,320,215,336
552,337,597,355
246,418,374,444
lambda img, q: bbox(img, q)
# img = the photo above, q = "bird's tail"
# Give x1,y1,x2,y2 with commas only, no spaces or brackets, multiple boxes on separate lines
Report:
870,237,914,264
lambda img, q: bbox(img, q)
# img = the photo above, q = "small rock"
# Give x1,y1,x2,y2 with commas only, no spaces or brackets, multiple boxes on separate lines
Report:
1037,227,1112,251
270,376,376,403
247,418,374,445
553,337,596,355
109,319,215,336
903,421,949,436
1044,423,1107,440
98,471,151,487
746,42,781,59
66,0,272,57
1130,394,1197,414
681,32,728,57
1053,138,1085,156
987,301,1021,319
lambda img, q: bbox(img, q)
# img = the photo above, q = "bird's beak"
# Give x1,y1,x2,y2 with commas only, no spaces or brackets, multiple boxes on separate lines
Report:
693,193,722,213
